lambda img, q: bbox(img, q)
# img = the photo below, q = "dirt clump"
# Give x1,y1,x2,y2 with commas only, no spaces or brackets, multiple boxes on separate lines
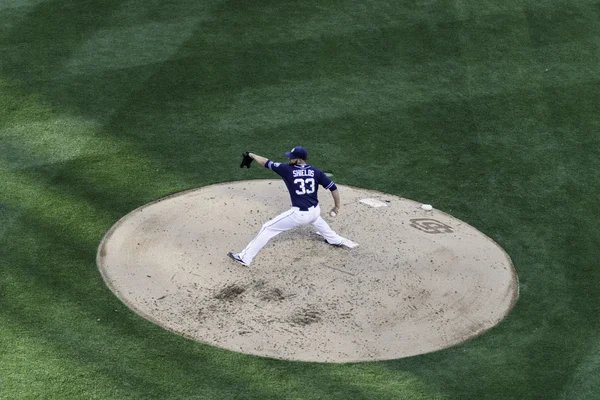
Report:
260,288,285,302
214,284,246,300
290,309,321,326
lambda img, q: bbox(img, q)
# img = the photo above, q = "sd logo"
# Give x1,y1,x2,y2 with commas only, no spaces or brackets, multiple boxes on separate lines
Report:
409,219,454,234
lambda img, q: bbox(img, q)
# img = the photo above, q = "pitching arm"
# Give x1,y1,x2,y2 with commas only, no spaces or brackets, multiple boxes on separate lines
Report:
330,189,341,213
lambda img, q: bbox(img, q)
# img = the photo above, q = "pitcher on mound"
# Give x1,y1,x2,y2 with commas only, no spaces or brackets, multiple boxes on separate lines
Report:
228,146,358,267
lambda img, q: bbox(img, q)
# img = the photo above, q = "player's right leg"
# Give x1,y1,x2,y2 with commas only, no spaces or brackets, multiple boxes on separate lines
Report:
237,209,300,264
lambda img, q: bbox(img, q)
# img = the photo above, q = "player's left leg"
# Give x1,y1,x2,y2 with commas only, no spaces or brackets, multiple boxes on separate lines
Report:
310,206,358,248
311,216,344,245
237,208,301,264
309,206,343,245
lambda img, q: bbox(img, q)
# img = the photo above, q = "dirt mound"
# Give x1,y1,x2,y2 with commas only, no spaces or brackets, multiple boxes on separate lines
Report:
97,180,518,362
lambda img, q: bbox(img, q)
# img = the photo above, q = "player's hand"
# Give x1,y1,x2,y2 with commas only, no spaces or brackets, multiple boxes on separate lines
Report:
330,207,339,217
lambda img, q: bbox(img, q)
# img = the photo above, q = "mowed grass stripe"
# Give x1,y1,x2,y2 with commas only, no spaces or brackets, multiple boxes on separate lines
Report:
114,64,595,142
207,0,600,45
105,0,221,28
0,0,46,11
64,18,200,74
1,118,114,170
1,0,597,136
0,140,194,228
60,42,590,129
0,0,139,84
22,12,589,132
3,0,598,78
559,335,600,399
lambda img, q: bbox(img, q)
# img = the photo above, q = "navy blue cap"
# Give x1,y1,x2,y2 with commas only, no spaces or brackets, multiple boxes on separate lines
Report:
285,146,308,160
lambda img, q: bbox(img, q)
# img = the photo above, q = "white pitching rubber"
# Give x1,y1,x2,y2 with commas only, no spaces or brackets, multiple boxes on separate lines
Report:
360,198,388,208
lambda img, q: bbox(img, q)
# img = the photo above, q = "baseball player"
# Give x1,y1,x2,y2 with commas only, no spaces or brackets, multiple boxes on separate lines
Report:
228,146,358,266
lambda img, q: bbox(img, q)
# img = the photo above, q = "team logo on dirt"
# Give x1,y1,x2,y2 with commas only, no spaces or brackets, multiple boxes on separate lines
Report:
409,219,454,234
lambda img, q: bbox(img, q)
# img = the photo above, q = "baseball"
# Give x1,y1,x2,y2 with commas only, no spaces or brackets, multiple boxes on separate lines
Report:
330,210,337,217
421,204,433,211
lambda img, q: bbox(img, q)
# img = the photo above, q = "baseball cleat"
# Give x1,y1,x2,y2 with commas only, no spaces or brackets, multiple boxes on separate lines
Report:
329,239,358,248
316,232,359,249
227,252,249,266
340,238,359,249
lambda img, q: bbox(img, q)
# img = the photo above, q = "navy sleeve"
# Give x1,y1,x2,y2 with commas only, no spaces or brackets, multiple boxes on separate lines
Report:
265,160,287,176
318,170,337,191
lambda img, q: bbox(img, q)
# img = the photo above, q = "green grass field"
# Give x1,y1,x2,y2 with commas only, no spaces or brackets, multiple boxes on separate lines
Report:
1,0,599,398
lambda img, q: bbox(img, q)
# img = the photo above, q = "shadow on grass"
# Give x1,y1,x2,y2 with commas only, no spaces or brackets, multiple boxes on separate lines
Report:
2,0,600,399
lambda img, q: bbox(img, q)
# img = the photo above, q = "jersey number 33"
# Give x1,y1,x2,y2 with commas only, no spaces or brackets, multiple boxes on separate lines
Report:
294,178,315,195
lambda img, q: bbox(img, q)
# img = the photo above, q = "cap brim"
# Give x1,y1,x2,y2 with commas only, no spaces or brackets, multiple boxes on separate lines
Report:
285,152,294,159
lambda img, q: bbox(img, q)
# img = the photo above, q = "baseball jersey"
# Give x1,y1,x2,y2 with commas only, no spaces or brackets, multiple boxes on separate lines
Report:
265,160,337,210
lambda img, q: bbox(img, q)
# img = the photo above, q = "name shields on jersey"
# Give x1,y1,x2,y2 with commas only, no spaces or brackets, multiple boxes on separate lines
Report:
293,169,315,177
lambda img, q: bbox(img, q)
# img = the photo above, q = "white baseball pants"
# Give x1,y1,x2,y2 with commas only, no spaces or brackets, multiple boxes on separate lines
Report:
238,205,343,265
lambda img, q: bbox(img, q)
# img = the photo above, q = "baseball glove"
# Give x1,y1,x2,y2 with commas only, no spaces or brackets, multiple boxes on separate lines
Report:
240,152,253,168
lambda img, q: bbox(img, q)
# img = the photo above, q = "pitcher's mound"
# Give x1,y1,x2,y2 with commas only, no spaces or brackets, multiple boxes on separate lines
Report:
97,180,518,362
